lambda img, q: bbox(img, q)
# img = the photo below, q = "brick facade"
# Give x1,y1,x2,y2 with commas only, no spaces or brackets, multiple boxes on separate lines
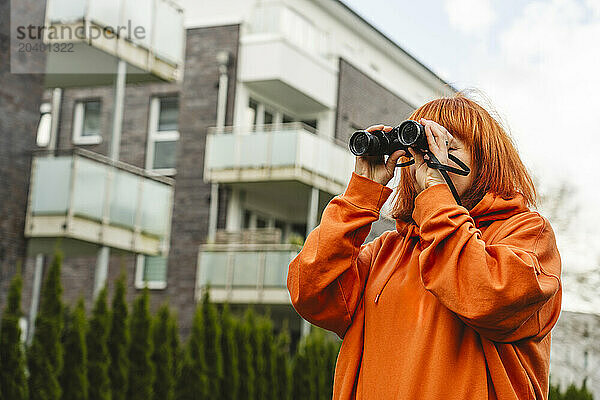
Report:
335,58,415,143
0,0,47,306
335,58,412,239
163,24,239,335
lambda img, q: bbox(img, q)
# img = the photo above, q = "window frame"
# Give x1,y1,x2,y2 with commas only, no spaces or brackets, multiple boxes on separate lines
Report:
72,99,103,145
146,96,180,176
135,254,168,290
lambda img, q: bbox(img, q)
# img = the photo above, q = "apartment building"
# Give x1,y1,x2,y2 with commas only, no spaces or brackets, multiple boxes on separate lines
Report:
5,0,453,342
3,1,598,395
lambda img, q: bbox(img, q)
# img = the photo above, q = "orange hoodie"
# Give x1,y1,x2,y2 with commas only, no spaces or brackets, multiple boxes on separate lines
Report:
287,172,562,399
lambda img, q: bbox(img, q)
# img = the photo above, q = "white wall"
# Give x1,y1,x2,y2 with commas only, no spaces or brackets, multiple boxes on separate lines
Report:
180,0,451,110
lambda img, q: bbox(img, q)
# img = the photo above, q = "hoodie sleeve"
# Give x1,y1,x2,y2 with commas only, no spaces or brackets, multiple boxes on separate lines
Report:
287,172,393,339
412,184,562,343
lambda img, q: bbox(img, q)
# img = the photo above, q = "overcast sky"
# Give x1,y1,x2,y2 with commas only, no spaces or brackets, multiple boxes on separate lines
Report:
340,0,600,311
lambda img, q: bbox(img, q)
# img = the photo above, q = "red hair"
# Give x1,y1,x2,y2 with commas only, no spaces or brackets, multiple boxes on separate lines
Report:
390,91,537,222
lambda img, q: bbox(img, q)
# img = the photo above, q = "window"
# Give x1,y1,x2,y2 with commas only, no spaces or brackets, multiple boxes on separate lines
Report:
256,216,267,228
146,96,180,175
264,110,274,125
135,254,167,289
301,119,318,131
247,98,259,126
73,100,102,145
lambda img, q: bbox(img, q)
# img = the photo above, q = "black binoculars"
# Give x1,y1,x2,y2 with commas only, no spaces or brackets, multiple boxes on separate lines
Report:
349,120,428,157
348,119,471,206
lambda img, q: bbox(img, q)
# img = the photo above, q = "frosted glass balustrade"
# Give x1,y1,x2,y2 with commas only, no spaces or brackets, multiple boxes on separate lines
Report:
72,158,107,220
198,249,297,290
44,0,183,65
238,134,269,168
263,252,293,287
29,153,172,241
87,0,121,29
109,170,140,227
270,131,297,166
233,252,260,286
249,4,330,58
140,179,171,236
198,253,229,286
46,0,86,22
206,128,354,186
207,134,235,169
153,0,184,64
31,157,72,214
123,0,153,48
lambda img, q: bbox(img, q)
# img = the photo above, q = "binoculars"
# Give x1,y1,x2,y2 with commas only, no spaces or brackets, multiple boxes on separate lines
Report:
348,119,471,206
349,120,428,157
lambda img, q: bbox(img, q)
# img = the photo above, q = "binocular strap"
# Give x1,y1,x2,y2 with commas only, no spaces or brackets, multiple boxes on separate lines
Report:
395,153,471,206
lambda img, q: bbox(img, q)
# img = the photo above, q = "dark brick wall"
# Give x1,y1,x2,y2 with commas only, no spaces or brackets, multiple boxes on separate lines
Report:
335,58,412,242
0,0,47,306
335,58,414,143
166,25,239,335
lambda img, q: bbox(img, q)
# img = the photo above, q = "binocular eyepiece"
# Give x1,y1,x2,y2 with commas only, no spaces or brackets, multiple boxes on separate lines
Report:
349,120,428,157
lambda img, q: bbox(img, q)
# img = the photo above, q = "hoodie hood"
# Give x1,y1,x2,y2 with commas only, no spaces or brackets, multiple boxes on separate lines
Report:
395,190,530,236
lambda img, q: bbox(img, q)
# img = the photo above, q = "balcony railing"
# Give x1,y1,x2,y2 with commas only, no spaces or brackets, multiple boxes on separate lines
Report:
247,2,330,59
196,243,301,304
204,123,355,194
44,0,184,81
25,148,174,255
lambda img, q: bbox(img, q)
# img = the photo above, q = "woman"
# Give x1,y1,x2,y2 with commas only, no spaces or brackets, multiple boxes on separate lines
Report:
287,93,562,399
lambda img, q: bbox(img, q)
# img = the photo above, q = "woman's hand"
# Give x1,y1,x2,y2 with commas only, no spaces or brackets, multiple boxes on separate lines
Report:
410,118,455,193
354,124,406,186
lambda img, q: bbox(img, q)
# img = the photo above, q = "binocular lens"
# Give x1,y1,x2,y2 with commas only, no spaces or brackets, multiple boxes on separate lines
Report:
352,133,369,153
349,131,376,156
399,121,420,146
349,120,427,157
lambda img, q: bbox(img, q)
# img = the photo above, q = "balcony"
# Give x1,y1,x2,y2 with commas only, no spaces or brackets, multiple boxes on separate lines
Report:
196,230,301,304
204,123,355,195
43,0,184,86
241,3,337,113
25,149,174,256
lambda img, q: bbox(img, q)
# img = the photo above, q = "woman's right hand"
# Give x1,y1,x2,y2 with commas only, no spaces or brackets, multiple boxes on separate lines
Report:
354,124,406,186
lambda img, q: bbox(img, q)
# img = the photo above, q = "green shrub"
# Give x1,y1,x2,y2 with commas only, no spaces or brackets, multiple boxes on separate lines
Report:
28,252,64,400
201,290,223,397
152,305,175,400
127,288,154,400
219,303,239,400
61,299,88,400
236,310,255,400
108,273,129,400
177,302,208,400
87,288,111,400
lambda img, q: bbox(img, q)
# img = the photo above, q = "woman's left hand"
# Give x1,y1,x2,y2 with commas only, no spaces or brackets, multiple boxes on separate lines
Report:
410,118,455,193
